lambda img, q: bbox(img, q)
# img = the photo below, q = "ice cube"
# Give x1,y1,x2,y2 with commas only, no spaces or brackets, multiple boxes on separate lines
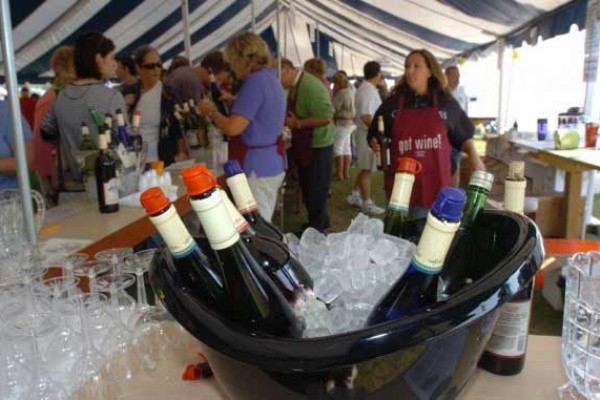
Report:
369,239,400,265
347,213,370,233
300,228,327,252
313,273,343,305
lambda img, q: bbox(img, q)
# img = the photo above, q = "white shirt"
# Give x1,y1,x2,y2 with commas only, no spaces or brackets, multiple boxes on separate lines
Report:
354,81,381,132
452,85,469,115
138,81,162,162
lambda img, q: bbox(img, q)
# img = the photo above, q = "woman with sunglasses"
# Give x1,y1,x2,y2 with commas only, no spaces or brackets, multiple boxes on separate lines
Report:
127,45,187,166
41,31,126,185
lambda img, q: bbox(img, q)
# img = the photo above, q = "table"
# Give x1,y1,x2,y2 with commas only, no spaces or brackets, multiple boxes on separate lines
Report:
118,335,565,399
510,139,600,238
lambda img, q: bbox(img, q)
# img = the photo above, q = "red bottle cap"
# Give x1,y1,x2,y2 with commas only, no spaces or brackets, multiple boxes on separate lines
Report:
140,187,170,215
396,157,422,175
181,164,217,196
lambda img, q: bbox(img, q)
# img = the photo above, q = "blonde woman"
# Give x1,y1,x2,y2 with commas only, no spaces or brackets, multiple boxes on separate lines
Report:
331,71,355,180
198,32,286,222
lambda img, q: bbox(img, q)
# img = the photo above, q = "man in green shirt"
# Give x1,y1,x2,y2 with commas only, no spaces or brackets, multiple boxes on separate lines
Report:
281,58,334,232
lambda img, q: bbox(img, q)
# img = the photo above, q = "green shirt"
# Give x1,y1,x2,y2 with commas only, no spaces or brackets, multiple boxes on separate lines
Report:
288,72,334,148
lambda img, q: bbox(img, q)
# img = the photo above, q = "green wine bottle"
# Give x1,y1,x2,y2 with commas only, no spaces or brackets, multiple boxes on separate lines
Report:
383,157,422,237
437,170,494,299
79,122,97,151
181,165,302,338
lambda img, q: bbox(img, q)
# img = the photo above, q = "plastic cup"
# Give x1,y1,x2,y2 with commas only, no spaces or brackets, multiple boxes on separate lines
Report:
585,122,599,148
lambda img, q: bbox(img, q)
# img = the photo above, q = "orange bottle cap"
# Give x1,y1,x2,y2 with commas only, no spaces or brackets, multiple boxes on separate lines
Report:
181,164,217,196
396,157,422,175
151,160,165,175
140,187,170,214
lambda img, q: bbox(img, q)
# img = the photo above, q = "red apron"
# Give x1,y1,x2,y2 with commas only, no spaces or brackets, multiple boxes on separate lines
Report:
288,72,313,168
385,95,451,208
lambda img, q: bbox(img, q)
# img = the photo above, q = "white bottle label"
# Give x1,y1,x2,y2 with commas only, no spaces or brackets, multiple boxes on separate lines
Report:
412,213,460,274
504,179,526,214
388,173,415,212
226,174,258,214
132,113,141,128
219,189,249,233
103,178,119,205
190,190,240,250
150,206,196,258
485,299,532,357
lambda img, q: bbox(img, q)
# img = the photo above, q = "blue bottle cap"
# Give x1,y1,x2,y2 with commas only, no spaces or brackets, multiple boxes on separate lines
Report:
430,187,466,222
223,160,243,177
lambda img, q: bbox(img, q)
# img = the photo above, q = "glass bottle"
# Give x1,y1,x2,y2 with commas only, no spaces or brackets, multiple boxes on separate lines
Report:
94,132,119,214
115,108,132,147
79,122,97,151
479,161,532,376
376,116,390,170
383,157,422,237
366,187,466,325
437,170,494,299
140,187,224,311
180,165,303,337
223,160,285,243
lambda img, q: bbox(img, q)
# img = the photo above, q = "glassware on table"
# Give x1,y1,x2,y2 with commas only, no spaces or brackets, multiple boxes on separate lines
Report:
72,260,111,293
0,189,45,256
123,249,156,315
561,251,600,398
95,247,133,276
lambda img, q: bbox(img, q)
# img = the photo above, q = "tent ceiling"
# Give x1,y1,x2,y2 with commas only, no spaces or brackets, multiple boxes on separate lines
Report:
0,0,587,82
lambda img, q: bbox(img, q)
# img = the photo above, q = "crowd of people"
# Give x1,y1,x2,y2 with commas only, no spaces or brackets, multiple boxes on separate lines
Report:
1,29,485,234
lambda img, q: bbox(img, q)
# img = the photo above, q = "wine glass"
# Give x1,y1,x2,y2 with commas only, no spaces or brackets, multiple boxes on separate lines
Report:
123,249,157,319
95,247,133,276
72,260,111,294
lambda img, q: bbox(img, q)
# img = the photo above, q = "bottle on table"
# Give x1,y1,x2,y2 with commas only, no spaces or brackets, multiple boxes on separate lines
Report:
223,160,285,243
94,131,119,214
115,108,132,147
437,170,495,300
89,107,104,133
383,157,422,237
177,103,200,149
478,161,533,376
366,187,466,325
180,165,303,337
130,109,144,151
188,99,209,148
79,122,97,151
375,116,390,170
140,187,225,310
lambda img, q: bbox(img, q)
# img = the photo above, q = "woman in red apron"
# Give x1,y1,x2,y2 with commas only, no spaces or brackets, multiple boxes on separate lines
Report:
369,49,485,219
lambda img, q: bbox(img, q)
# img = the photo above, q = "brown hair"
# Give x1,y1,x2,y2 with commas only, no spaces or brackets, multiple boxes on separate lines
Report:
224,32,271,76
331,71,349,89
393,49,450,98
280,58,295,69
304,58,326,78
51,45,75,89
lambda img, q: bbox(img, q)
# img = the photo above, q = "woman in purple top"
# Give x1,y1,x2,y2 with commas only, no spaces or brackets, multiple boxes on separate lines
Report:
198,32,286,222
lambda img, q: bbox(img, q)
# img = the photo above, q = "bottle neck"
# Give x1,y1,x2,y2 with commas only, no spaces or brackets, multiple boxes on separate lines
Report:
411,212,461,274
226,173,259,215
504,179,526,215
148,205,197,258
189,188,241,250
388,172,415,212
219,188,250,234
462,185,490,228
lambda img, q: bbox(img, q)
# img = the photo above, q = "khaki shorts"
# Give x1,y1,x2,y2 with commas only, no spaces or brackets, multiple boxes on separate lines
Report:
355,129,376,172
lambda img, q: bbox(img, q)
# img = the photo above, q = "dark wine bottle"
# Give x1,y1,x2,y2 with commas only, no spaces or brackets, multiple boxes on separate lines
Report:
479,161,532,376
223,159,285,243
79,123,97,151
437,170,494,299
209,69,230,116
94,131,119,214
383,157,421,237
218,186,313,306
366,187,466,325
140,187,224,310
115,108,132,147
181,165,303,337
375,116,390,170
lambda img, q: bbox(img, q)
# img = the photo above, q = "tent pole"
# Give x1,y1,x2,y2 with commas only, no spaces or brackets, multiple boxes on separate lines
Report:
283,6,288,58
0,0,37,246
276,0,281,81
251,0,256,33
496,39,505,135
181,0,192,60
316,22,320,59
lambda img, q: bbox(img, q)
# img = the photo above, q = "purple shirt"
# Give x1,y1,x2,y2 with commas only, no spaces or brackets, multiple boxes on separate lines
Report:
232,68,285,177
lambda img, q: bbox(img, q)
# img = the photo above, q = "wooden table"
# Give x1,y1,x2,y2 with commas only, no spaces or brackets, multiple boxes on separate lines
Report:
510,139,600,238
116,335,565,399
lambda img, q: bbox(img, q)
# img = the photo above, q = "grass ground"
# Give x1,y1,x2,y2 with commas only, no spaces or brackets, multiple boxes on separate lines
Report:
273,152,565,336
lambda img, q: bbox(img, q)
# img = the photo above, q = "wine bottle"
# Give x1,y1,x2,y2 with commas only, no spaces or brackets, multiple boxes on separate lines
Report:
209,69,230,116
130,109,144,153
141,187,224,308
189,99,209,148
180,165,303,337
89,107,104,131
478,161,532,376
115,108,132,147
216,184,313,306
94,131,119,214
383,157,421,237
376,116,390,170
366,187,466,325
223,159,285,243
176,107,199,149
437,171,494,299
79,122,97,151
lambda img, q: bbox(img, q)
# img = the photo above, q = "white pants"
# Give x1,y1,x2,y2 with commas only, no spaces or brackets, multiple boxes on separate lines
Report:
246,171,285,222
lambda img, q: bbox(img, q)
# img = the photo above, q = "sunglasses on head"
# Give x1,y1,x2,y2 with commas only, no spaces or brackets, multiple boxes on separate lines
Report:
142,62,162,70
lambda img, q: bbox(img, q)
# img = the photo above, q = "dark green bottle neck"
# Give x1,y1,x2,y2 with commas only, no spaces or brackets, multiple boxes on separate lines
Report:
462,185,490,228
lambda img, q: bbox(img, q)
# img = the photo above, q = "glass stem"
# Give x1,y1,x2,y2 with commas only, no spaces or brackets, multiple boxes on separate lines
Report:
136,269,148,309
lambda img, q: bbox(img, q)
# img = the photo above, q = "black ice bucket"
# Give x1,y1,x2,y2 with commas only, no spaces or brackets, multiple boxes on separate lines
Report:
150,210,544,400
